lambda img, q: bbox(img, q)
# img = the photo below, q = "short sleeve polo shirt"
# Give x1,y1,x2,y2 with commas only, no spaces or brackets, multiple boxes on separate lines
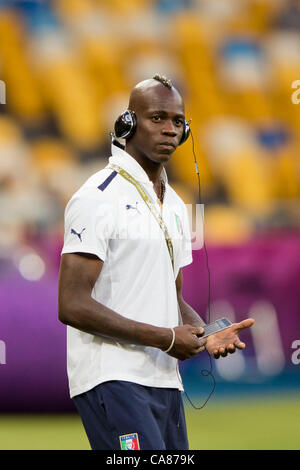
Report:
61,144,193,398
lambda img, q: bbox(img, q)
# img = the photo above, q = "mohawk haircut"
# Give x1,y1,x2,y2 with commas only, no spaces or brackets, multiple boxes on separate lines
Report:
152,74,173,89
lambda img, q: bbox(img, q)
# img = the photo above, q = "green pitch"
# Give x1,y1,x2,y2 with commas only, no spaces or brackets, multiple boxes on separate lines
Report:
0,394,299,450
186,394,300,450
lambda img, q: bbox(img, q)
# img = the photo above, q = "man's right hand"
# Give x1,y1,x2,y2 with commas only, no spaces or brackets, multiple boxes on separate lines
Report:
165,324,206,361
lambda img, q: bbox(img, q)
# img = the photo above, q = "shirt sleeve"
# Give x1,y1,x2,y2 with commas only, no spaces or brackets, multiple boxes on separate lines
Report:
61,188,115,262
178,203,193,268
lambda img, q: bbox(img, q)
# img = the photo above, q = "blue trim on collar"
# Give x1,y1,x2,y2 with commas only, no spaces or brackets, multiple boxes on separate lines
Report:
98,170,118,191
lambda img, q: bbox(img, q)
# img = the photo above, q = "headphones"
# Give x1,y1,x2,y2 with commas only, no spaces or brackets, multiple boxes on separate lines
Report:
114,109,191,146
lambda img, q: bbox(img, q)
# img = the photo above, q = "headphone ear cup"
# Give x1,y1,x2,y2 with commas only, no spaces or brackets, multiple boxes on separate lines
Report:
114,110,137,140
179,120,191,145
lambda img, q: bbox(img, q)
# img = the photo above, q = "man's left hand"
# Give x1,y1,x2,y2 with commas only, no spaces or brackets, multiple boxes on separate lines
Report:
205,318,255,359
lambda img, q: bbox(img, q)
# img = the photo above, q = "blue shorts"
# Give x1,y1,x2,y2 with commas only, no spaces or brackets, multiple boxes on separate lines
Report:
73,380,189,450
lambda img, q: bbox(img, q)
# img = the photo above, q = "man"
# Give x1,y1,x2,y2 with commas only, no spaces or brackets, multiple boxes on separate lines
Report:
58,74,254,450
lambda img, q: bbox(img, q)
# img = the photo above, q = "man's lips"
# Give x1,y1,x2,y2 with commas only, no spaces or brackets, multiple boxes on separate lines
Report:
157,142,176,149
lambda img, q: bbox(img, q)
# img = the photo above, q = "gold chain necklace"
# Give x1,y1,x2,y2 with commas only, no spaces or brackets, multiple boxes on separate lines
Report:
158,180,165,204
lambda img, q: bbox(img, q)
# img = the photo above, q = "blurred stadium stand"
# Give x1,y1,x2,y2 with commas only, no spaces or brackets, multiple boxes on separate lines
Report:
0,0,300,412
0,0,299,256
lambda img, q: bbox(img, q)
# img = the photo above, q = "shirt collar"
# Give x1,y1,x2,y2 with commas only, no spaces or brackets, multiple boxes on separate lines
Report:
109,143,168,185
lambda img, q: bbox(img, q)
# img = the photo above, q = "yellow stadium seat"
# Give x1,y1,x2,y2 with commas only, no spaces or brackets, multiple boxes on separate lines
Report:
31,137,77,173
0,11,44,121
220,148,274,215
273,145,300,199
170,128,213,190
79,38,127,97
38,57,104,149
54,0,95,20
204,204,253,245
0,115,23,143
100,0,150,16
239,91,272,121
171,14,225,120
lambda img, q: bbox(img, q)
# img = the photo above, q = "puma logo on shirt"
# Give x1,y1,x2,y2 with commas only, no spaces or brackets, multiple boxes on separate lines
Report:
71,228,86,242
126,202,141,214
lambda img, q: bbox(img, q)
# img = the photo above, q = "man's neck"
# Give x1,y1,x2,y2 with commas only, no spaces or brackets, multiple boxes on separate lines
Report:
125,145,163,187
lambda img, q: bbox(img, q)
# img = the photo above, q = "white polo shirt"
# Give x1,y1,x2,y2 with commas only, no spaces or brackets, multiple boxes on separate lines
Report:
61,144,193,398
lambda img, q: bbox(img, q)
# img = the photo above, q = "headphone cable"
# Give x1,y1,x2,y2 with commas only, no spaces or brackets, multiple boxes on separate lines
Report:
176,128,216,410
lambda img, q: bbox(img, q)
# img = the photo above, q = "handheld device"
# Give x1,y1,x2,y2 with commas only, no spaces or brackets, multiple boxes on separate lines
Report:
199,318,232,338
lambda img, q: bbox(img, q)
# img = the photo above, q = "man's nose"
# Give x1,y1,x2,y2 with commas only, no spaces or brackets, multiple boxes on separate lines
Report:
162,120,177,136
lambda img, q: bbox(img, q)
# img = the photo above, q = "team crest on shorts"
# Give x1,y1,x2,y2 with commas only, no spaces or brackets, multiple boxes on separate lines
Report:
119,433,140,450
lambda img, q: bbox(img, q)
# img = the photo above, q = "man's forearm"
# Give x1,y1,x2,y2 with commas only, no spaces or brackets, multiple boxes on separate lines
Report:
177,295,206,328
59,294,172,351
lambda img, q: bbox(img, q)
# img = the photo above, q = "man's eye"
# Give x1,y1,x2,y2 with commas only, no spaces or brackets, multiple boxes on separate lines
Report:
175,119,184,125
152,116,161,121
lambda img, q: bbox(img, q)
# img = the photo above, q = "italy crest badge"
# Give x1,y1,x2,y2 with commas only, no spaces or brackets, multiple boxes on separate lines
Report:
175,213,183,235
119,433,140,450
